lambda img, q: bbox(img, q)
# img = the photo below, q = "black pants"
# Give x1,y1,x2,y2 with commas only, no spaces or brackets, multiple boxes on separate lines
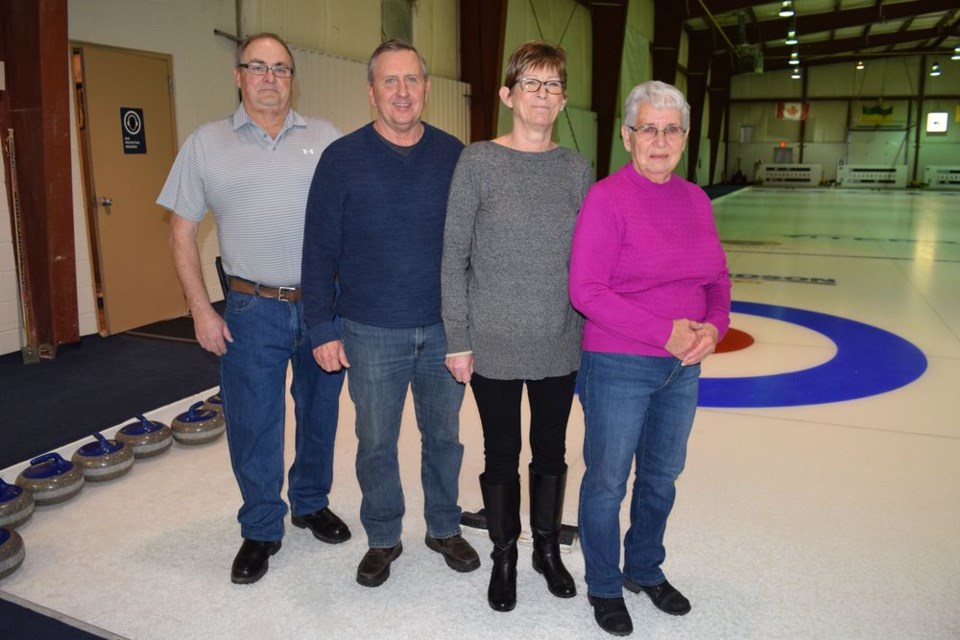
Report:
470,371,578,485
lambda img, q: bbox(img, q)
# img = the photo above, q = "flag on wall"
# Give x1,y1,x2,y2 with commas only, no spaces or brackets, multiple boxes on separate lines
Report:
861,104,895,123
777,102,808,120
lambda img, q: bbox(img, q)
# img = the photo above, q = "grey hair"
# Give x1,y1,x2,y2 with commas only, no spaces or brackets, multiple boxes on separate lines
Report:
623,81,690,130
367,38,429,83
235,33,296,73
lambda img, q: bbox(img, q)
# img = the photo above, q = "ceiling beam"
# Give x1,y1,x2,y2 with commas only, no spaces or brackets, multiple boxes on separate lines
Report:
705,0,958,46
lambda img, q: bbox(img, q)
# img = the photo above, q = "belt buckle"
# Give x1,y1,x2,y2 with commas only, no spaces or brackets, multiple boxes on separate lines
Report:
277,286,296,302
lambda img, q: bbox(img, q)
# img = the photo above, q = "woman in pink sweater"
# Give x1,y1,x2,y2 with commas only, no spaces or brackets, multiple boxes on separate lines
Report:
569,80,731,637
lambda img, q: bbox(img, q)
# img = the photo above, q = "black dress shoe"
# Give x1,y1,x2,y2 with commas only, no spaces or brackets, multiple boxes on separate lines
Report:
588,594,633,636
231,539,281,585
291,507,351,544
425,534,481,572
356,543,403,587
624,577,691,616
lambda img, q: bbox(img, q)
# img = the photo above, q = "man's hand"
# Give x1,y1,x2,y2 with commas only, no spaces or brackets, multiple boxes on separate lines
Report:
445,353,474,384
193,305,232,355
314,340,350,372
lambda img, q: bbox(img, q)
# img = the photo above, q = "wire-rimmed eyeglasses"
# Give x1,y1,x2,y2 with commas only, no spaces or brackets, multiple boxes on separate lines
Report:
515,77,565,95
626,124,686,143
237,62,295,78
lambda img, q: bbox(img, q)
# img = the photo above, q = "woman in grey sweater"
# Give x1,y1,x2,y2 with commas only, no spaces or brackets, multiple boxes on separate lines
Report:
441,41,592,613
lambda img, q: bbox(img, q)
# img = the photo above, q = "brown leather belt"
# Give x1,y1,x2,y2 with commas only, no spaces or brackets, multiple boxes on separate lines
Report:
227,276,302,302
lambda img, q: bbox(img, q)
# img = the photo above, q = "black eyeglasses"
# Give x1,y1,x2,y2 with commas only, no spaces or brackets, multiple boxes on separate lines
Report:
515,77,565,95
237,62,294,78
626,124,686,142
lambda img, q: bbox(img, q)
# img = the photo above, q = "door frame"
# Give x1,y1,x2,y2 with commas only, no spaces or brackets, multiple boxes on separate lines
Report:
70,41,180,335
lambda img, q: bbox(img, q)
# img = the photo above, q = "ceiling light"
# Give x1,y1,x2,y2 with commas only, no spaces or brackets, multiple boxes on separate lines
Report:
779,1,795,18
953,46,960,61
929,62,941,77
856,61,864,70
785,29,798,46
789,50,800,66
791,69,801,79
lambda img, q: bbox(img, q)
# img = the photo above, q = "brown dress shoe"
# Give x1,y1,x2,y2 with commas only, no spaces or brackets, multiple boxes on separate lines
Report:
356,543,403,587
424,534,481,572
291,507,351,543
231,538,281,585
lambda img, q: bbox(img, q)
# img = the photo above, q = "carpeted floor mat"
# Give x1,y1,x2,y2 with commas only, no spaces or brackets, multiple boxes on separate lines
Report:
0,334,219,470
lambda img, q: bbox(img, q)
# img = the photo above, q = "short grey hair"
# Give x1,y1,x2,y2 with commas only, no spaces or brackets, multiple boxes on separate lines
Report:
623,81,690,131
235,33,296,73
367,38,429,83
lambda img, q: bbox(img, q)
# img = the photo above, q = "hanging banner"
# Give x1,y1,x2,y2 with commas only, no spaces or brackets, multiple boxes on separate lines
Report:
776,102,808,121
860,103,895,124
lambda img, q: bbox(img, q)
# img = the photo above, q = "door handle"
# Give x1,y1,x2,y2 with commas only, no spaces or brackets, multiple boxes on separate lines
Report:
100,197,113,207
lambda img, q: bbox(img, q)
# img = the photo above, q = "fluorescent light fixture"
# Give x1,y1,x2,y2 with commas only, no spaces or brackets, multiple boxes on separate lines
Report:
779,1,795,18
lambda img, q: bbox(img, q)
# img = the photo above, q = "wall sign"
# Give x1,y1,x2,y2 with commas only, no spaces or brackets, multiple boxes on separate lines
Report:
120,107,146,154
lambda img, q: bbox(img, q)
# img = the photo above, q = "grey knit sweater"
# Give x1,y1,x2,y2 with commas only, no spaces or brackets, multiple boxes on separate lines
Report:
441,141,593,380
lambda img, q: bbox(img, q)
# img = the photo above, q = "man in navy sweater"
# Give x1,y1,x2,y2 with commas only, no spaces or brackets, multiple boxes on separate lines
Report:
301,39,480,588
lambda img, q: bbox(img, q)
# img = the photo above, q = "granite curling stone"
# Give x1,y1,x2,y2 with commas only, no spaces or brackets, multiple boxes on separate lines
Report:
0,528,25,581
0,478,35,529
171,401,225,445
202,391,224,418
16,453,84,506
72,432,135,482
115,415,173,459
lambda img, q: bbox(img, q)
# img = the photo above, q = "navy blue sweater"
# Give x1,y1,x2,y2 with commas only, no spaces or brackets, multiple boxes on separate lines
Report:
302,123,464,346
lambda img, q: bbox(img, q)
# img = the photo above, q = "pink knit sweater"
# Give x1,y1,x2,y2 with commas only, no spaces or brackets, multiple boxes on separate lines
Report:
569,164,731,357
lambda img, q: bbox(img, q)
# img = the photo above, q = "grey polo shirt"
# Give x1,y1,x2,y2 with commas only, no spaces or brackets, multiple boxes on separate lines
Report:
157,104,341,287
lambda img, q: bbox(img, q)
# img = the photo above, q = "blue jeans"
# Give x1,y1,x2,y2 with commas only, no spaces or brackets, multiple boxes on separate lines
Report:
341,319,465,547
577,351,700,598
220,291,345,541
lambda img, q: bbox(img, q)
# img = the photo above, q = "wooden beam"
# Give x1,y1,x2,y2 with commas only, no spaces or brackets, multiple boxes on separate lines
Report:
459,0,508,142
0,0,77,358
589,2,628,179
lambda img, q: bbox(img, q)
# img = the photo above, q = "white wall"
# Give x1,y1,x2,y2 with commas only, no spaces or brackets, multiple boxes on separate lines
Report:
239,0,460,81
727,56,960,184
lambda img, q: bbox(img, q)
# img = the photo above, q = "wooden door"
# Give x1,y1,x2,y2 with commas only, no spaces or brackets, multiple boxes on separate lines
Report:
74,43,186,334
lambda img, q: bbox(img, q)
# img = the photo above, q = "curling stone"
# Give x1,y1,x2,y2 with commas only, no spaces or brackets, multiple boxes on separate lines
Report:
202,391,224,416
16,453,84,506
72,432,135,482
115,415,173,459
0,528,25,581
171,401,225,445
0,478,34,530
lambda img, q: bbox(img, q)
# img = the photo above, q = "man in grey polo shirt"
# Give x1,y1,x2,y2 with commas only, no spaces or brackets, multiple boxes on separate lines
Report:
157,32,349,585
